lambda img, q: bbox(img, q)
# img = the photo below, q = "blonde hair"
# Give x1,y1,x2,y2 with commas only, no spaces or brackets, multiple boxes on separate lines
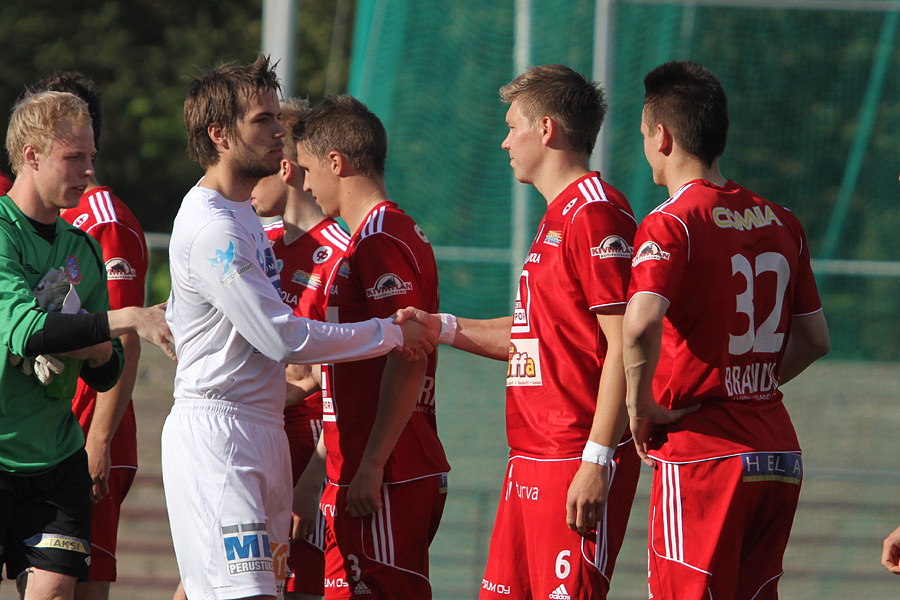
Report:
6,91,91,174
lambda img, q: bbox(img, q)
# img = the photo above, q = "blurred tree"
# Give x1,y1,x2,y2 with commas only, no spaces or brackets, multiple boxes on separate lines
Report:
0,0,354,233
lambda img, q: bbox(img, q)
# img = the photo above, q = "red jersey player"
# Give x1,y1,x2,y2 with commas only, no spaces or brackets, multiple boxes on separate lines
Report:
624,61,830,600
251,98,347,600
38,72,149,600
0,172,11,195
399,65,641,600
293,95,449,600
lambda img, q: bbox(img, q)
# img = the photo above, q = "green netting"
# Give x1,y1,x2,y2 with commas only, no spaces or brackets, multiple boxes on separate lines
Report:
348,0,900,360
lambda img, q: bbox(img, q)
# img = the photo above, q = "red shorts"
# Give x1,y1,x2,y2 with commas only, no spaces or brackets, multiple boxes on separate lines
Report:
284,415,325,595
321,473,447,599
648,453,802,600
88,465,136,581
479,443,640,600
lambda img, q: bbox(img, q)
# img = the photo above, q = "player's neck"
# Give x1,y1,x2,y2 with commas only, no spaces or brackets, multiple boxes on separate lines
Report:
200,163,257,203
85,177,102,193
534,154,591,206
664,154,726,197
6,174,58,224
338,178,390,234
281,194,326,245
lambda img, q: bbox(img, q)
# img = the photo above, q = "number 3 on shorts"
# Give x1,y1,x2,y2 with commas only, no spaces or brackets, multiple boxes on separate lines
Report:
555,550,571,579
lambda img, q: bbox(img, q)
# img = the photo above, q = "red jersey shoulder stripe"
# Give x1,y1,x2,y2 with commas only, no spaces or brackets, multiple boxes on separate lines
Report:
88,189,119,224
321,223,350,251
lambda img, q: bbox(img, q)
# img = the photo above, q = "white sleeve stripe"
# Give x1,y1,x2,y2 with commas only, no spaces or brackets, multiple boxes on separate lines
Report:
627,290,671,308
657,210,691,261
321,224,350,251
89,190,118,224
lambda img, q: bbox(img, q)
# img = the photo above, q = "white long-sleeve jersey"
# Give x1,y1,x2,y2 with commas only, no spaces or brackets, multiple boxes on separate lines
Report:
166,185,403,415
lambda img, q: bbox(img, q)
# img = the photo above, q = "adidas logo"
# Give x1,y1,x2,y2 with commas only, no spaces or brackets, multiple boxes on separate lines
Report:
549,584,571,600
354,581,373,595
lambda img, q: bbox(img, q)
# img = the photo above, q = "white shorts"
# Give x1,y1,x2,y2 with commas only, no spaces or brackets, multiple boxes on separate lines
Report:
161,399,292,600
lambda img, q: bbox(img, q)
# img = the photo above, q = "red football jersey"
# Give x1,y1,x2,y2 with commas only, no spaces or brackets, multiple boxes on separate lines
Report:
62,186,148,468
507,172,636,457
0,172,11,195
321,201,449,484
628,179,822,462
265,217,348,428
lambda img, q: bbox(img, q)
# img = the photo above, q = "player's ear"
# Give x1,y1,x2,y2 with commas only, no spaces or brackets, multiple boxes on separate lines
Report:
280,159,292,183
208,122,229,150
328,151,345,176
539,116,554,146
22,144,39,170
656,123,673,156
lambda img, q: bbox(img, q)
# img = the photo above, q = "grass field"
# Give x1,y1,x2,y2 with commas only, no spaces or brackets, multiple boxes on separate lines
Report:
2,345,896,599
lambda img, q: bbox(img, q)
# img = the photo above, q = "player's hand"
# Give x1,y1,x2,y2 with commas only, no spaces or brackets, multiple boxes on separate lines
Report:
346,464,384,518
629,401,699,468
60,341,113,368
290,472,323,542
882,524,900,574
395,317,437,360
85,437,111,504
285,363,320,408
135,304,176,361
565,461,610,535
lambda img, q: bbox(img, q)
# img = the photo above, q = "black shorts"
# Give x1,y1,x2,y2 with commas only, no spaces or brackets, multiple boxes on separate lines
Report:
0,449,92,581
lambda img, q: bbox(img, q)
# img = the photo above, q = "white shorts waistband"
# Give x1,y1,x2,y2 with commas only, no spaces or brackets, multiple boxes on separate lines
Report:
170,398,285,428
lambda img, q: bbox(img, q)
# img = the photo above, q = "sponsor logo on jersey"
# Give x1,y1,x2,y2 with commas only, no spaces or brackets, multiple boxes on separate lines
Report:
543,230,563,247
507,339,542,386
24,263,40,275
29,533,89,554
712,205,783,231
313,245,333,264
337,260,351,279
221,522,279,576
65,255,81,284
72,214,89,228
414,224,430,243
591,235,633,259
280,291,298,306
741,452,802,484
482,579,512,595
549,584,571,600
105,257,137,281
525,252,541,264
562,198,577,215
417,375,436,409
206,241,236,276
511,273,531,333
354,581,373,595
631,241,670,266
291,269,323,290
366,273,413,299
325,578,349,588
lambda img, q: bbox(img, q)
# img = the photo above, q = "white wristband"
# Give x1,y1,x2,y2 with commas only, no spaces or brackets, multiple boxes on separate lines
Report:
439,313,458,345
581,440,615,466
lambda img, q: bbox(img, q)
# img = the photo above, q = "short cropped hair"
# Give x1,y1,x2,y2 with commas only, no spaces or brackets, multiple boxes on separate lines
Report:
6,91,91,174
184,54,281,169
499,64,607,155
278,99,310,162
31,72,103,151
643,61,728,166
292,95,386,178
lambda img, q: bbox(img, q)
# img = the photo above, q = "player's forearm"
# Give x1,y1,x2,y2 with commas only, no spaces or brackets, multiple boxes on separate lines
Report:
589,314,630,447
86,332,141,448
779,310,830,385
451,316,512,361
623,302,665,416
358,355,427,470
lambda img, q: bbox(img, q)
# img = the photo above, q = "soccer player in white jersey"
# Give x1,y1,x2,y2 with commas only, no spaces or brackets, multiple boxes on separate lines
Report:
162,56,436,600
399,64,641,600
624,61,830,599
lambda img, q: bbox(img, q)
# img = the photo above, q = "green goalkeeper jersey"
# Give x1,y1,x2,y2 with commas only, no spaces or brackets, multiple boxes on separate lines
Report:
0,194,124,473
